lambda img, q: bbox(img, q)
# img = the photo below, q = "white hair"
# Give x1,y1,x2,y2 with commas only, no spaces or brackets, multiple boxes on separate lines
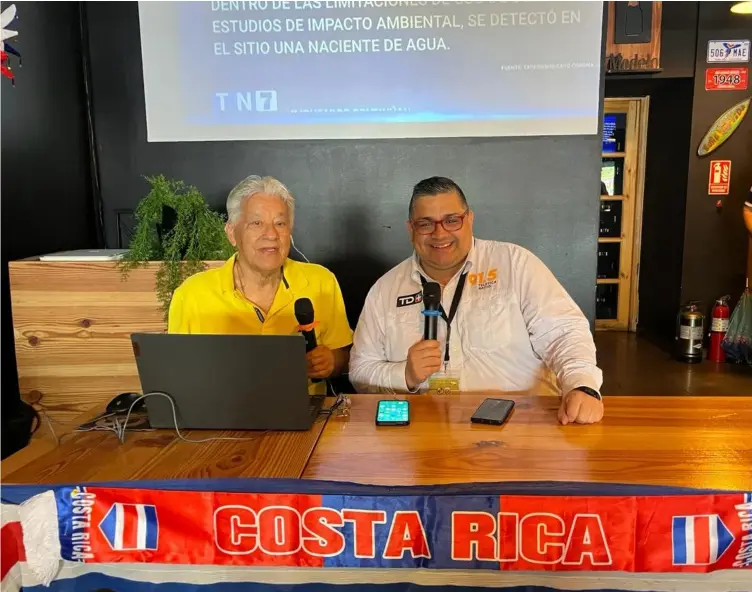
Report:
226,175,295,226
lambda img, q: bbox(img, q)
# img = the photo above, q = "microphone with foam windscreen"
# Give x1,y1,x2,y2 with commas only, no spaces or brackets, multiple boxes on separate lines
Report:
422,282,442,340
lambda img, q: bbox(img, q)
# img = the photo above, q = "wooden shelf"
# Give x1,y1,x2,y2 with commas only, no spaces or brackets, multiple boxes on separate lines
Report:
596,97,649,332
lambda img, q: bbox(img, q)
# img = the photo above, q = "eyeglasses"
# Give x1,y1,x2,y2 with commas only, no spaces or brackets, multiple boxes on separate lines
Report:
409,211,469,235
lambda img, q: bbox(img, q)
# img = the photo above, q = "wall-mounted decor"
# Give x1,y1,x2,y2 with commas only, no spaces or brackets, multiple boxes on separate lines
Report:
697,97,750,157
706,40,750,64
708,160,732,196
705,67,749,91
1,4,21,85
604,1,663,74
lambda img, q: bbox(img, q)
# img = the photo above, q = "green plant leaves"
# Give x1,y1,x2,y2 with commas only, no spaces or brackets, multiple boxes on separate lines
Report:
118,175,235,321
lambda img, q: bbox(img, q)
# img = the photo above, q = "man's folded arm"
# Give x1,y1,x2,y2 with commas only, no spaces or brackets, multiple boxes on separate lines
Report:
349,288,411,394
516,249,603,395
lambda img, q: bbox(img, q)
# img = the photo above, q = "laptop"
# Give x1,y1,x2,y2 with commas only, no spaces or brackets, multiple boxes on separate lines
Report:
130,333,325,431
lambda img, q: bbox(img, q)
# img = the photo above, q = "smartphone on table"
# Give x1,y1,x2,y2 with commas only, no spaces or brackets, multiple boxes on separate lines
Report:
470,398,515,426
375,399,410,426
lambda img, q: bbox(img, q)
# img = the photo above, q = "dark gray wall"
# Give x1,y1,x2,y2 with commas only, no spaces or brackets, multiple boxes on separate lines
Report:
656,1,702,79
681,2,751,314
86,2,604,325
1,2,98,262
1,1,98,455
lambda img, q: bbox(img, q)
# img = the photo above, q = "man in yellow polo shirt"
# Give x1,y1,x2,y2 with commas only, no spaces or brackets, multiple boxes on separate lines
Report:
167,175,353,395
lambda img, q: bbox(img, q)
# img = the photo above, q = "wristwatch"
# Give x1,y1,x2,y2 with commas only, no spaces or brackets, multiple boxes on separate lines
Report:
576,386,602,401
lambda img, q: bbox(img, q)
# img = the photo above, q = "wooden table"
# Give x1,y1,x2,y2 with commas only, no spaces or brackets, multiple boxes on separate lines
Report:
4,395,751,592
304,394,752,490
5,394,752,491
2,410,330,484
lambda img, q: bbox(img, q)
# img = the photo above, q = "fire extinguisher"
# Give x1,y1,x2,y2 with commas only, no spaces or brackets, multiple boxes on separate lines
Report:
708,295,731,362
676,302,705,363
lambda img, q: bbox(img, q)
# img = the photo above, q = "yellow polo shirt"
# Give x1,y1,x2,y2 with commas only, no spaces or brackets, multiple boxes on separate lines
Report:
167,255,353,394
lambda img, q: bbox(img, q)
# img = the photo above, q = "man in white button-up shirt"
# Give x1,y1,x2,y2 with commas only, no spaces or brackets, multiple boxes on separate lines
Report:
349,177,604,425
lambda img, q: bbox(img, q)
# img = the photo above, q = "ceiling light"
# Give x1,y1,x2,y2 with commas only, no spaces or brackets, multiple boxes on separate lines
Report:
730,1,752,14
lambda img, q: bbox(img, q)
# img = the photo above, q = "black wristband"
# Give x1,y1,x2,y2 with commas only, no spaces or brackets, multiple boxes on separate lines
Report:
576,386,602,401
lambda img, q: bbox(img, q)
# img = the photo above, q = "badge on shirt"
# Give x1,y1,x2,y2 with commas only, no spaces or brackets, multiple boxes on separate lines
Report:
396,291,423,308
428,365,460,395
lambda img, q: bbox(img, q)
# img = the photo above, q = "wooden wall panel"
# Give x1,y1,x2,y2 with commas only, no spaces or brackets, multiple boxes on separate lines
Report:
9,261,222,423
604,1,663,72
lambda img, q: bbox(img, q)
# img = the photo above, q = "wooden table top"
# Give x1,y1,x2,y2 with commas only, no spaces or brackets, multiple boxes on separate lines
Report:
6,394,752,490
303,394,752,490
2,410,329,484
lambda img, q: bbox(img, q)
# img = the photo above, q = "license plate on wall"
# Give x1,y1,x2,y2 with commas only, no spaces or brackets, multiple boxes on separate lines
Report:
707,40,750,63
705,67,748,91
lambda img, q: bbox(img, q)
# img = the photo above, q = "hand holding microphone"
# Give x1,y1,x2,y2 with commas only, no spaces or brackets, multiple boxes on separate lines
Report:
295,298,335,380
405,341,442,391
405,282,443,391
306,347,335,379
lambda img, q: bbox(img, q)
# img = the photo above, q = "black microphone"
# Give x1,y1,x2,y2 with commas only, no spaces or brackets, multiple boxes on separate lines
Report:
422,282,442,340
294,298,318,352
295,298,322,384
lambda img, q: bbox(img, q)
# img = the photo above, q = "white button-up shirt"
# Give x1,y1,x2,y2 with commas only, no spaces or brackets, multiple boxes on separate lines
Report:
349,238,603,396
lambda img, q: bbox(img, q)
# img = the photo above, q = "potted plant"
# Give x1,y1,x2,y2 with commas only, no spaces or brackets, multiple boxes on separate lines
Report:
119,175,235,319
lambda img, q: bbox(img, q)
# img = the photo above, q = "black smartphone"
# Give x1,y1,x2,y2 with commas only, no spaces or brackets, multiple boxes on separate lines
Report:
375,399,410,426
470,398,515,426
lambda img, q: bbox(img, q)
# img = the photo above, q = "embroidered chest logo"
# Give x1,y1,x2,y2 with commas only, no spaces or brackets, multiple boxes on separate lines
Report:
396,291,423,308
468,269,498,290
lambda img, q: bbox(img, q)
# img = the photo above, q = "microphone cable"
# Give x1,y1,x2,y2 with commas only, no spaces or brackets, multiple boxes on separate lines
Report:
114,392,256,445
